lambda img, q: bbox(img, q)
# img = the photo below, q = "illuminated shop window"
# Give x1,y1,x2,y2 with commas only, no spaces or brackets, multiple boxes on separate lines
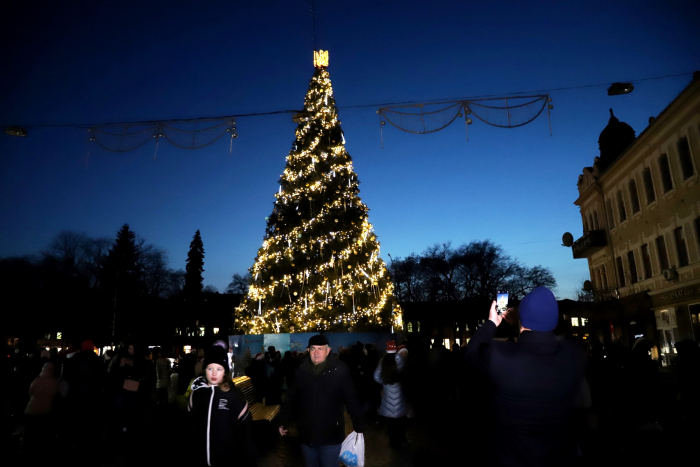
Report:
581,318,588,326
56,332,63,339
183,345,192,354
199,327,205,337
213,327,220,334
444,338,450,349
689,304,700,324
571,317,580,327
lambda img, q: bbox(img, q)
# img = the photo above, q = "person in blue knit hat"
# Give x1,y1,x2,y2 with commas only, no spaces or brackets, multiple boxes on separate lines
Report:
466,286,587,467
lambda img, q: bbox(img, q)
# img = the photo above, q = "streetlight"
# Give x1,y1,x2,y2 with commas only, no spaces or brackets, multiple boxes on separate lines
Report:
607,82,634,96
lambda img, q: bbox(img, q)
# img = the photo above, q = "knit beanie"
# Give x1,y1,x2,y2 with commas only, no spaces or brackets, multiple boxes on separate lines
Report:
203,346,229,373
308,334,329,347
519,286,559,332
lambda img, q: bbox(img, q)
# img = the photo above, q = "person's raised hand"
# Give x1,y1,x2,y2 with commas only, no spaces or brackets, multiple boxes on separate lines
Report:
488,300,507,326
279,426,288,436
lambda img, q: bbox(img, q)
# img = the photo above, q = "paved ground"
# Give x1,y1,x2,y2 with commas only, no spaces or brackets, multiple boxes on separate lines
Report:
6,380,699,467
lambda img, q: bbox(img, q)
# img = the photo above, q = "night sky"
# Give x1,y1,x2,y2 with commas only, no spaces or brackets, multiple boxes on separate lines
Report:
1,1,699,299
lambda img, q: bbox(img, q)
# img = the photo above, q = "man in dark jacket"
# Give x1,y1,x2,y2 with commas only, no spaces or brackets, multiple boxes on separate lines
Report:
278,335,366,467
466,286,587,467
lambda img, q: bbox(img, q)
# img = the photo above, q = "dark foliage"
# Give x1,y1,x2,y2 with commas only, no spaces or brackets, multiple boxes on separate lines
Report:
389,240,556,302
184,230,204,298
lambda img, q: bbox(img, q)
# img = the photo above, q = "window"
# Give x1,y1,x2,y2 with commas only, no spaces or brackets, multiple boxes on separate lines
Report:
643,167,656,204
656,235,670,271
674,226,689,267
601,266,609,291
593,210,599,230
659,154,674,193
580,317,588,326
417,321,421,332
199,326,205,337
407,322,413,333
617,257,626,287
655,308,679,367
677,137,695,180
606,199,615,228
213,327,220,334
617,191,627,222
571,317,580,327
627,250,638,284
629,179,640,214
641,244,653,279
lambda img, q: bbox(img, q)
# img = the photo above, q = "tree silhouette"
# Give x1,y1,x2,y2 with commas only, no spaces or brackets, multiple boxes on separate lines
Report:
390,240,556,302
101,224,142,304
184,230,204,298
226,273,251,294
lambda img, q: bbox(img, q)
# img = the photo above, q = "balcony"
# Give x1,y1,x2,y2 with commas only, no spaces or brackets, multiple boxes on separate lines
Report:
572,230,607,259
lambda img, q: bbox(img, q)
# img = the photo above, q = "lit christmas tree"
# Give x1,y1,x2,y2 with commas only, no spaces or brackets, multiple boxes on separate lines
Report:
237,51,401,334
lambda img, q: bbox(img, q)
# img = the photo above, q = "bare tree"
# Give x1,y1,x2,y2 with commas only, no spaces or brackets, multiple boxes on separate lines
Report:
506,264,557,299
390,239,556,302
203,284,219,294
164,269,186,298
139,244,170,298
390,254,424,302
226,273,251,294
575,279,594,302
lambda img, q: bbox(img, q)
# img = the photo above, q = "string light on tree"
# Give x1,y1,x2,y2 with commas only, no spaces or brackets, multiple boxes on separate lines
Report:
237,50,401,334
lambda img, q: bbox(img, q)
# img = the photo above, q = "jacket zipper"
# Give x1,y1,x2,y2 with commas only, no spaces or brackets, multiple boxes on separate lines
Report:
207,386,215,466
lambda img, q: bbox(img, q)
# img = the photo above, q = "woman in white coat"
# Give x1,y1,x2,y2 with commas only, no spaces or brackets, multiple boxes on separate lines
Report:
373,341,408,448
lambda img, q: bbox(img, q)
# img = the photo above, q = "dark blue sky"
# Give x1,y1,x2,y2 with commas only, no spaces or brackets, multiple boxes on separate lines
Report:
2,0,699,298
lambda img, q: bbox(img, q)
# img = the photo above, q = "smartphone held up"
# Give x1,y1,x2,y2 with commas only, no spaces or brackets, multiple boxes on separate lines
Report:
496,292,509,315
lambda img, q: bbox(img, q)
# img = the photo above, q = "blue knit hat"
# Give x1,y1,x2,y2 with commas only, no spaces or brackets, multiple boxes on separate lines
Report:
519,286,559,332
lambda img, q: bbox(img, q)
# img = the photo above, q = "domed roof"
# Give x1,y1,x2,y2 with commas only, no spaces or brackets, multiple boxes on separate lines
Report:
597,109,635,170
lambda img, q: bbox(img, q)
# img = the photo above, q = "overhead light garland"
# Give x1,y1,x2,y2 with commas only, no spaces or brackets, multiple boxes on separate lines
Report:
236,51,402,334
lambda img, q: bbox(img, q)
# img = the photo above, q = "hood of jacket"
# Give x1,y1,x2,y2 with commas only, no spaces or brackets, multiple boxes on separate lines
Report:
39,362,55,378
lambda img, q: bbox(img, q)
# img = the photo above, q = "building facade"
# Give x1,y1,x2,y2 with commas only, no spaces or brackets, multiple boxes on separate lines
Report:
572,74,700,366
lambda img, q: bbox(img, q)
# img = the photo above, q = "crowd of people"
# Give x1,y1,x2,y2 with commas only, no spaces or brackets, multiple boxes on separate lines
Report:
5,285,700,466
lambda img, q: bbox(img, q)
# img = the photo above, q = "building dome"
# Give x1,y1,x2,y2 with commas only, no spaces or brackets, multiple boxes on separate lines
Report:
597,109,635,170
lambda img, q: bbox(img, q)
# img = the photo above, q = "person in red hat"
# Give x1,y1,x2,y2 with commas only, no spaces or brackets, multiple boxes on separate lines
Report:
374,340,409,448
